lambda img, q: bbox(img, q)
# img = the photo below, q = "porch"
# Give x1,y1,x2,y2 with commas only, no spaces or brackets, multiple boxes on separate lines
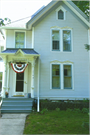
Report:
0,48,40,112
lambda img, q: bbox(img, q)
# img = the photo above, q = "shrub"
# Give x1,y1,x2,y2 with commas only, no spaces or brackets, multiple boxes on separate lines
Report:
40,108,48,114
56,108,60,111
66,108,73,112
74,108,81,112
82,108,89,113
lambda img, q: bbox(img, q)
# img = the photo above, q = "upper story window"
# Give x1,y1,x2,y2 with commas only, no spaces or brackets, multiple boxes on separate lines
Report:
63,30,71,51
15,32,25,48
56,6,66,20
52,30,60,51
58,10,64,20
51,28,72,52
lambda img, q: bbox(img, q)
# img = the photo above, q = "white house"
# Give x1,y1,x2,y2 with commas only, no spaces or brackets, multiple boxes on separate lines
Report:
0,0,89,113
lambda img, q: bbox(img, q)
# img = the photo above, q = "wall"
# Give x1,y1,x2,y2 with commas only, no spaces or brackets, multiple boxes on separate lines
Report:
33,2,89,99
6,30,32,48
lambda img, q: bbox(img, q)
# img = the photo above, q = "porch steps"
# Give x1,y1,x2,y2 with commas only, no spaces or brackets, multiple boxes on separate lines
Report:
1,98,34,113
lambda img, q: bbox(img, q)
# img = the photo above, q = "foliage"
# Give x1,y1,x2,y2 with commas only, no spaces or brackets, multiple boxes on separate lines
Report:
82,108,89,113
24,110,89,134
73,1,89,16
0,18,11,26
40,108,48,114
74,108,81,112
84,44,90,51
55,108,60,111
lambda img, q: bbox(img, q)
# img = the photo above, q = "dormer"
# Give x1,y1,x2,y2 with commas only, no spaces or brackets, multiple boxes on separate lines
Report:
56,6,66,20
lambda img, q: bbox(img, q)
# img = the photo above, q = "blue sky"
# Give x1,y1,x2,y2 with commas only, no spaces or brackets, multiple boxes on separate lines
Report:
0,0,51,22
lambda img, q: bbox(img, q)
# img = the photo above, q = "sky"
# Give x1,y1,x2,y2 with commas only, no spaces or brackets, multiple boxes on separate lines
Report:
0,0,52,22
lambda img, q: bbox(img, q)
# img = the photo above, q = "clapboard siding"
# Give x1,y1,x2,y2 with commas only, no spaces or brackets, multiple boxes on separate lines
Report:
6,30,32,48
33,2,89,99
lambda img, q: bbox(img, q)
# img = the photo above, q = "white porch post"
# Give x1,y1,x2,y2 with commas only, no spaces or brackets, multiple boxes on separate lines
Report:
31,58,35,98
2,56,7,98
7,62,10,93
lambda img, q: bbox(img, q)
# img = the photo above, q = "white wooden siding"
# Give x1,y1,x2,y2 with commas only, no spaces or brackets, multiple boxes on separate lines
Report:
33,3,89,99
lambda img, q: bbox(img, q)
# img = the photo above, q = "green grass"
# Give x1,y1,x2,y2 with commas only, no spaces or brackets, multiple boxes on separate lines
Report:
24,110,89,134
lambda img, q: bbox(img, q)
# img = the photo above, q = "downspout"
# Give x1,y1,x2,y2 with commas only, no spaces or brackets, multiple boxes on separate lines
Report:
37,57,40,112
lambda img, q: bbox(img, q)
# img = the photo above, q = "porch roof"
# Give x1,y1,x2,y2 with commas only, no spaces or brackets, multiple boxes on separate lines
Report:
1,48,39,55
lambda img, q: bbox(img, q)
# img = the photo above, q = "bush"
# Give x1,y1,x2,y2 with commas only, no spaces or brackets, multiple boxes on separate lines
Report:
56,108,60,111
82,108,89,113
40,108,48,114
74,108,81,112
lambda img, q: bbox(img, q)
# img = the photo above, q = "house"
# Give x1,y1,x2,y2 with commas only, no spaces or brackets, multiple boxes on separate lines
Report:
0,0,90,113
0,31,4,96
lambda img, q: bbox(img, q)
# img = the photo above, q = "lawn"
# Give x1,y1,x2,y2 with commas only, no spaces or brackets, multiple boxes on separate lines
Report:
23,109,89,134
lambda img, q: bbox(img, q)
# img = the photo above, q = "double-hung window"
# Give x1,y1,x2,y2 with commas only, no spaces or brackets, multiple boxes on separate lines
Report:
64,65,72,89
0,72,3,93
51,29,72,52
52,65,60,89
52,30,60,51
51,63,73,89
63,30,71,51
15,32,25,48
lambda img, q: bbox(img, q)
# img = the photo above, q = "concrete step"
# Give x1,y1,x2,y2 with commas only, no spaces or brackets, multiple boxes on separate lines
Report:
1,98,34,113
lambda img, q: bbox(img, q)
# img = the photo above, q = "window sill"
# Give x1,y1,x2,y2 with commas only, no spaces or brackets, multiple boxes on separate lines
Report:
51,88,74,91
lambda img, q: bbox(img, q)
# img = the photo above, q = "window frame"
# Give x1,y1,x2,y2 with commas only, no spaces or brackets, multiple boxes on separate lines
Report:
63,64,72,89
52,29,60,51
62,29,72,52
50,61,74,90
52,64,61,89
14,31,26,48
51,28,73,52
56,6,66,20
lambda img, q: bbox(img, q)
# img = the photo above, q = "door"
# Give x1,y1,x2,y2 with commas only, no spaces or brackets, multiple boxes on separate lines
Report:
16,73,24,92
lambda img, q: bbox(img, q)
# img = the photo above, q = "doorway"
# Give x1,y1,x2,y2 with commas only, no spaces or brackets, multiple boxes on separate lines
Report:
16,73,24,92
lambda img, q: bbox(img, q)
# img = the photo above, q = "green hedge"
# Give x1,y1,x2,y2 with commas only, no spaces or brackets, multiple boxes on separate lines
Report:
33,99,89,111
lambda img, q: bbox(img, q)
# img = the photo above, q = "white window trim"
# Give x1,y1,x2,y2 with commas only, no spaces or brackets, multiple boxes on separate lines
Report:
56,6,66,20
14,30,26,48
50,27,73,52
50,60,74,90
62,29,73,52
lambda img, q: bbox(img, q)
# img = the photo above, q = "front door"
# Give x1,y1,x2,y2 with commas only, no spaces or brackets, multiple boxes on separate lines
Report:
16,73,24,92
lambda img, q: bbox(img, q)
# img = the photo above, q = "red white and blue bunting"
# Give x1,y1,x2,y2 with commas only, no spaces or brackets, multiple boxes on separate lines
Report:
11,63,28,73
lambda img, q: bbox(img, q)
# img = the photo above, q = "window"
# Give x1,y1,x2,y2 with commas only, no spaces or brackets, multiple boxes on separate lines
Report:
0,72,3,93
51,63,73,89
15,32,25,48
52,30,60,51
51,29,72,52
58,10,64,19
56,6,66,20
64,65,72,89
63,30,71,51
52,65,60,89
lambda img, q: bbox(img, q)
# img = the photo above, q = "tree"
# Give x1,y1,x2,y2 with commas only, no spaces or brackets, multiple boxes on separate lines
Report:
0,18,11,26
73,1,89,17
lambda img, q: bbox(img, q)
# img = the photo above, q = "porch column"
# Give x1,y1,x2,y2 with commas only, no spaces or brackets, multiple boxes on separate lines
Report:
31,60,35,98
2,56,7,98
7,62,10,93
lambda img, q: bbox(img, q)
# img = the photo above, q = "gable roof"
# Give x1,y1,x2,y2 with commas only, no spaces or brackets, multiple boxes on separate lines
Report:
27,0,89,29
0,0,89,30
